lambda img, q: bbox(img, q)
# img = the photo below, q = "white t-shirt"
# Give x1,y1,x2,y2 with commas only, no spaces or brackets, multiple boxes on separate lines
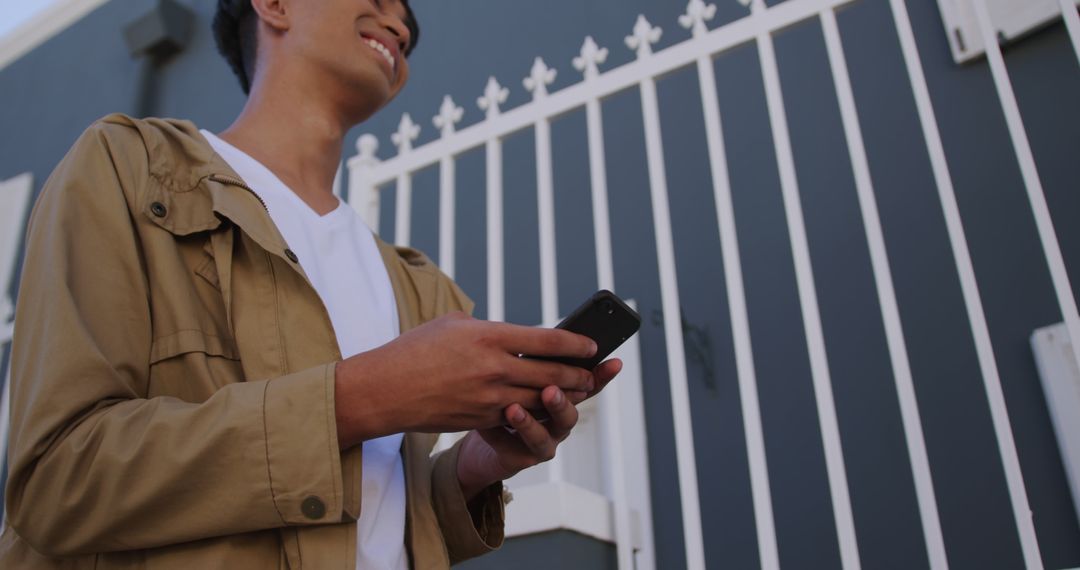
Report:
203,131,408,570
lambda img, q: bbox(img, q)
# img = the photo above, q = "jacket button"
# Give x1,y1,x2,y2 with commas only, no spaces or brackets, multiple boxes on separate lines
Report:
284,249,299,264
150,202,167,217
301,496,325,520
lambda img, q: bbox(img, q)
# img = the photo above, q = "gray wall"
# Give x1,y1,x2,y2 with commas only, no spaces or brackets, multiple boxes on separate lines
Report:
1,0,1079,568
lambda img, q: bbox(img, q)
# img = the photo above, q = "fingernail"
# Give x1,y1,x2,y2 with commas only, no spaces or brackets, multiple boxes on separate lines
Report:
512,408,526,423
589,342,598,356
552,390,564,405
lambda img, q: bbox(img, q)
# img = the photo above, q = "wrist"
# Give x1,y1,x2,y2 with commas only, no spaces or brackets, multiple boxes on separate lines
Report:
334,352,413,449
456,432,502,501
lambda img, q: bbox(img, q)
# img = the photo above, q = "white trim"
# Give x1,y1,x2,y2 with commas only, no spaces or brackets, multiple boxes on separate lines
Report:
819,8,948,569
0,0,111,72
1031,324,1080,535
1062,0,1080,65
689,8,780,569
752,3,860,568
635,42,707,570
503,481,642,546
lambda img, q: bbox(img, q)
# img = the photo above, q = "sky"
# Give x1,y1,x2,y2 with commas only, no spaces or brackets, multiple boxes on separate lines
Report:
0,1,59,42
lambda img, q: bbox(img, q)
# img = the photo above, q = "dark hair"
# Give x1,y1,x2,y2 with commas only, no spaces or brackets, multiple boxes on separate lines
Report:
213,0,420,95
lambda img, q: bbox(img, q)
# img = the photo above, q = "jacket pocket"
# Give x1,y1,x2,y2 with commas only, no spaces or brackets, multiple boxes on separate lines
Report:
148,329,244,401
150,329,239,364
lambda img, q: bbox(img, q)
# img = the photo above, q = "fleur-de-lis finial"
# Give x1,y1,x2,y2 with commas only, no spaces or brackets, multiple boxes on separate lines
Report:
679,0,718,37
477,76,510,119
523,57,557,99
391,113,420,154
433,95,464,138
625,15,663,59
573,36,609,79
355,134,380,166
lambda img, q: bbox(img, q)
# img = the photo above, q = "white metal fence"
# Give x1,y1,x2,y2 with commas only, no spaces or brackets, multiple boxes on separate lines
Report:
347,0,1080,569
0,172,34,530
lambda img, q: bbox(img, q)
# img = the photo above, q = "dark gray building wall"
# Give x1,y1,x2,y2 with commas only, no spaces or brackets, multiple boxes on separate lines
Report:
1,1,1079,568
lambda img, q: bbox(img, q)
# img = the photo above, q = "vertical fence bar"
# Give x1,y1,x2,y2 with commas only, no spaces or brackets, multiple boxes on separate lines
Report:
478,78,510,322
525,58,562,329
819,8,947,568
391,114,421,247
575,36,641,570
486,141,504,322
751,2,861,567
626,15,707,570
434,96,465,279
350,135,382,234
394,174,412,247
438,157,456,278
889,0,1043,567
974,0,1080,384
524,58,566,484
1060,0,1080,65
974,1,1069,566
680,3,779,568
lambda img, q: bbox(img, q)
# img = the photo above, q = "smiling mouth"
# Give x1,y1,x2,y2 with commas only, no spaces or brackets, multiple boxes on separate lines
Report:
361,36,396,75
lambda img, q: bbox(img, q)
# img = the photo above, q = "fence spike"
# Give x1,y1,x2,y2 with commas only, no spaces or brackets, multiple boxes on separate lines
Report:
523,57,558,98
680,0,718,37
626,15,663,59
433,95,464,138
573,36,609,79
391,113,420,154
477,76,510,119
355,134,380,165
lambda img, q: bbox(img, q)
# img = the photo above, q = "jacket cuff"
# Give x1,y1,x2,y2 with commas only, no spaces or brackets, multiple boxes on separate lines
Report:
431,439,506,563
262,363,345,525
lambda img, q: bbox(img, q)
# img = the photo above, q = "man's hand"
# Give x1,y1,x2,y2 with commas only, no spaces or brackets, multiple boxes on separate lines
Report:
333,312,601,449
455,358,623,501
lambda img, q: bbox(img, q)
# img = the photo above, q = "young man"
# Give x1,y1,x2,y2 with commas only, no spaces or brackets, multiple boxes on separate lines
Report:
0,0,622,567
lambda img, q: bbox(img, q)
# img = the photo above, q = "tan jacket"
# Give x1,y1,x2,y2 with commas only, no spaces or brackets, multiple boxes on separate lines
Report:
0,114,504,569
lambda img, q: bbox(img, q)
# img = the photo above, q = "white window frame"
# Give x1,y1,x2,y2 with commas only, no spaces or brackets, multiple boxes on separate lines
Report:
937,0,1080,64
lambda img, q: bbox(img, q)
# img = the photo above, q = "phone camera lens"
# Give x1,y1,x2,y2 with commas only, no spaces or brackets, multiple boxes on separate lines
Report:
601,300,615,315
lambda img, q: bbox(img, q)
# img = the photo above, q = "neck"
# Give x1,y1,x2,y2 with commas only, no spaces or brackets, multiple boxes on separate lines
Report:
219,69,349,215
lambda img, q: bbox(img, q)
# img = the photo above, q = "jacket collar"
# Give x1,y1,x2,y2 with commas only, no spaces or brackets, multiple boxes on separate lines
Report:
106,114,292,258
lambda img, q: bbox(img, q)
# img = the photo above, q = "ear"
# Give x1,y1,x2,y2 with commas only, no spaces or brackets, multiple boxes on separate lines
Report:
250,0,290,33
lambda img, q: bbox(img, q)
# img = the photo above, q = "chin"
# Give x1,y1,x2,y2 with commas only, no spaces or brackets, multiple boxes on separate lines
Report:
340,74,396,124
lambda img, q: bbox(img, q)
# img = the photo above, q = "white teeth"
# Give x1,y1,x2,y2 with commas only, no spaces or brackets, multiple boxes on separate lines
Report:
364,37,395,72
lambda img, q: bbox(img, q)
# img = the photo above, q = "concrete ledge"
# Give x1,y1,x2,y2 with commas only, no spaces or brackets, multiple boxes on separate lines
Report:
453,529,617,570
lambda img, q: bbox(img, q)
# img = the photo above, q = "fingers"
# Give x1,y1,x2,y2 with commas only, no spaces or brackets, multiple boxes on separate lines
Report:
540,386,578,442
487,321,597,359
504,393,570,463
589,358,623,397
504,355,594,392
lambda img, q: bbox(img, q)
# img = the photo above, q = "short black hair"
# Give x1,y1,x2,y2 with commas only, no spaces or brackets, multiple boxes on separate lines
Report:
213,0,420,95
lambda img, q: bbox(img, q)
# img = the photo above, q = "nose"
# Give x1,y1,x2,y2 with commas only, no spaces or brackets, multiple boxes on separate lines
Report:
383,14,411,55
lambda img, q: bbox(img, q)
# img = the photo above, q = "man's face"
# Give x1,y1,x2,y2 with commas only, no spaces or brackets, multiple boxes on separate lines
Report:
281,0,413,120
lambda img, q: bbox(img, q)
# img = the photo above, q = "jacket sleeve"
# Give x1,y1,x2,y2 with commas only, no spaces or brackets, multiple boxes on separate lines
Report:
430,440,506,564
4,122,346,557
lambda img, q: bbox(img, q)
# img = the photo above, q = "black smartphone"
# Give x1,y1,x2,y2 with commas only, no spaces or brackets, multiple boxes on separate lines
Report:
532,290,641,370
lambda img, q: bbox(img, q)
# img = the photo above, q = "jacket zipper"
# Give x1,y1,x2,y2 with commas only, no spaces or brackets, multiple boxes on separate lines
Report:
208,173,271,213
